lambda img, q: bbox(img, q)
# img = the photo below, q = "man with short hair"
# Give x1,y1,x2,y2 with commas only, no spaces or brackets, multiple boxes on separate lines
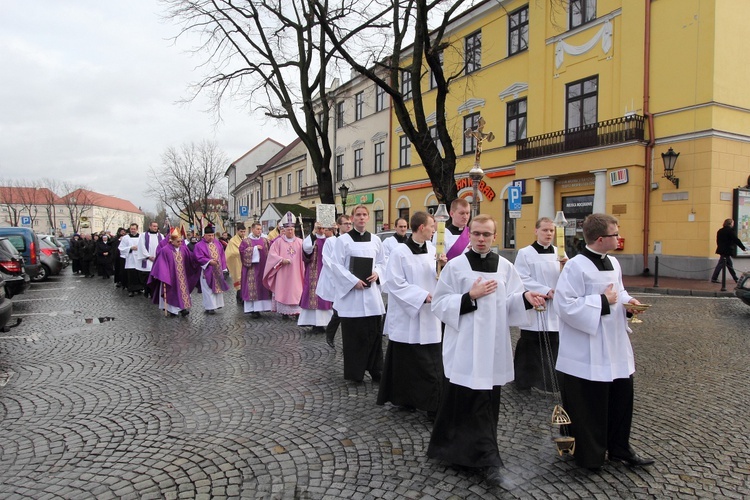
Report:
263,212,305,319
555,213,654,471
320,215,351,348
193,226,231,314
225,222,248,304
137,221,164,298
429,214,546,488
119,223,144,297
377,211,445,415
513,217,566,392
239,222,273,318
382,217,409,264
330,205,386,382
440,198,472,260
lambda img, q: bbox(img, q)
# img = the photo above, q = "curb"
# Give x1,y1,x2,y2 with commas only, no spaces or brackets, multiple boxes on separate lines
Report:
628,286,736,298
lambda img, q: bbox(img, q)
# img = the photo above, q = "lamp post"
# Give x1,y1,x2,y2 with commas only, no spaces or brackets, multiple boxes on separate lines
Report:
661,147,680,188
339,182,350,215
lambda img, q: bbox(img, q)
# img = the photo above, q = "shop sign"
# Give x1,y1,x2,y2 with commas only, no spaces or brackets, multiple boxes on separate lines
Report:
455,178,496,201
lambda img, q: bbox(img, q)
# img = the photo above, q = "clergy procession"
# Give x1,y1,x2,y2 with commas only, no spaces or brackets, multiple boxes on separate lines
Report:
108,204,654,490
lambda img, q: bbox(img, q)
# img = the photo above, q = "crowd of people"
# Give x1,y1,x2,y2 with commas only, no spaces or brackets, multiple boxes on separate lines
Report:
70,203,656,489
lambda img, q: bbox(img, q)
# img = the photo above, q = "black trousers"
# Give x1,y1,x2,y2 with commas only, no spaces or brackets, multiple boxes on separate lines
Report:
340,315,383,382
325,309,340,342
559,372,634,469
712,255,738,281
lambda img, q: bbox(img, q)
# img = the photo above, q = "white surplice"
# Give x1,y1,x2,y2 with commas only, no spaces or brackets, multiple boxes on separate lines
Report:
329,232,385,318
514,244,562,331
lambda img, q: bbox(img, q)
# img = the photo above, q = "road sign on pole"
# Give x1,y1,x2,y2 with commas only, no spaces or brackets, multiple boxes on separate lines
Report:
508,185,522,218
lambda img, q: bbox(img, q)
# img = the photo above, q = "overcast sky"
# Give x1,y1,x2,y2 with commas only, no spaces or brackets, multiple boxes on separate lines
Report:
0,1,297,213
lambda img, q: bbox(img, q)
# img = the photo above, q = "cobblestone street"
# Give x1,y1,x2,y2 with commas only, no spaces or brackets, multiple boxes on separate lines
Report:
0,272,748,499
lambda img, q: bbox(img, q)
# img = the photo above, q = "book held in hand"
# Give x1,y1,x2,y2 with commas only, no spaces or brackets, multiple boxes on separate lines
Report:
349,256,373,288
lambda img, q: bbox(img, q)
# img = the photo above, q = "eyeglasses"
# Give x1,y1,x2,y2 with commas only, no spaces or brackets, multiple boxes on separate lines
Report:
600,233,620,238
470,231,495,238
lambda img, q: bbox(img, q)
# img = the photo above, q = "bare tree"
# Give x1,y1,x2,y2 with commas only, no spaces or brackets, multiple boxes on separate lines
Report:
162,0,339,204
61,184,97,234
13,181,42,230
0,180,22,227
147,141,228,229
37,178,64,234
313,0,476,205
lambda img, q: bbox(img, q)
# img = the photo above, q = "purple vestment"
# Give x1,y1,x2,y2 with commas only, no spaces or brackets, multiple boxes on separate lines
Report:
194,238,230,293
239,236,272,302
300,237,332,311
148,243,200,309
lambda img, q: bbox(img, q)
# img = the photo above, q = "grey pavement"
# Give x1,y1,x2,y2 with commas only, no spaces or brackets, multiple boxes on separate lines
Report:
0,272,749,499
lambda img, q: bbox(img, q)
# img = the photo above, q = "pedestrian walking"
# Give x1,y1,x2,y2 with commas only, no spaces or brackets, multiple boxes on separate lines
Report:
263,212,305,320
710,218,747,283
298,223,333,333
193,226,231,314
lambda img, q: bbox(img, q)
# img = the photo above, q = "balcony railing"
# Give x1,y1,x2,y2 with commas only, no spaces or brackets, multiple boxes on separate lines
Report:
516,115,644,161
300,185,319,198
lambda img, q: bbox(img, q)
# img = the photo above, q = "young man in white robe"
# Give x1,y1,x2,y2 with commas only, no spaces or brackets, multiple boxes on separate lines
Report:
320,215,351,348
434,198,471,261
330,205,386,382
428,214,546,489
554,213,654,471
377,212,446,415
118,223,143,297
137,221,164,299
513,216,566,391
381,217,409,265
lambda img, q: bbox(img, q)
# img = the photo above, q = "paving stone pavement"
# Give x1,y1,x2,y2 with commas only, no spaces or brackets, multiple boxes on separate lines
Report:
0,273,749,499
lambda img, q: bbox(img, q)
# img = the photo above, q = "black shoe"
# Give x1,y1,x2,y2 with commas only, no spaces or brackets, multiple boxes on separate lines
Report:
609,452,655,467
250,312,261,319
205,309,216,315
370,373,381,383
480,466,513,489
179,309,190,317
167,312,178,317
311,326,325,334
128,292,135,297
326,337,335,348
711,279,720,284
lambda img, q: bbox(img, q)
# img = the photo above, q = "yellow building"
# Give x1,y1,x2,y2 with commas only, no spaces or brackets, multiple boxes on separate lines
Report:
388,0,750,277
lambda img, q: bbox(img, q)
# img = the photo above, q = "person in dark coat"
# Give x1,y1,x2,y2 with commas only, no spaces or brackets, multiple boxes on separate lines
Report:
110,228,126,287
96,234,113,279
81,234,97,278
69,234,83,274
711,218,747,283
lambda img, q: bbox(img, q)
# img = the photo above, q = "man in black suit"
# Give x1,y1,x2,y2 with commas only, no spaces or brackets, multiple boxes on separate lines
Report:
711,218,747,283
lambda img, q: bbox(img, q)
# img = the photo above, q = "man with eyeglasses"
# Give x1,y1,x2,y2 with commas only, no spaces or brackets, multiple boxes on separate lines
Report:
429,214,547,489
554,213,653,471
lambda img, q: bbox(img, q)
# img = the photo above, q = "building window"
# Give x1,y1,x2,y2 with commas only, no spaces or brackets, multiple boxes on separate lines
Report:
465,31,482,74
429,125,443,153
566,76,598,129
506,98,527,145
374,142,385,172
398,207,410,221
278,177,283,198
297,170,303,192
374,210,384,233
354,148,363,177
336,101,345,128
287,173,292,195
375,86,386,112
336,154,344,181
355,92,364,121
266,180,272,199
570,0,596,29
401,70,412,99
463,113,481,154
399,135,411,168
429,50,444,90
508,6,529,56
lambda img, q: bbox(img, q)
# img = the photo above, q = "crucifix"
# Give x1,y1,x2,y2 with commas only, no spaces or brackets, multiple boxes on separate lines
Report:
464,116,494,216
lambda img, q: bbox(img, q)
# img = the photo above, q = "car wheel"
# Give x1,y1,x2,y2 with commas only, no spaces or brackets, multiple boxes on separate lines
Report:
32,265,50,282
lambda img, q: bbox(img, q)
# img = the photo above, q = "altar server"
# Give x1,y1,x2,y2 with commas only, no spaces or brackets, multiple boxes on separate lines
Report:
330,205,386,382
554,213,654,471
513,217,566,391
428,214,545,488
377,212,445,414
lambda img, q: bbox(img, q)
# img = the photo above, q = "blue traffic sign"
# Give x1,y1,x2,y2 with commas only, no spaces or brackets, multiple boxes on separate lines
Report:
239,205,249,217
508,186,522,211
20,216,31,226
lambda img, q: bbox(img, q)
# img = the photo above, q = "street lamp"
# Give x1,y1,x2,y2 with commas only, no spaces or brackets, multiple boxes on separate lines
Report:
661,147,680,189
339,182,350,215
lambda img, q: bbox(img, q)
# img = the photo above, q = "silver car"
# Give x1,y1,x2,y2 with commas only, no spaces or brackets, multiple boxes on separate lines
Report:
35,236,64,282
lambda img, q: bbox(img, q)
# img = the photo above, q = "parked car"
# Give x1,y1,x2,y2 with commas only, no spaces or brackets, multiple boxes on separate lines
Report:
0,237,30,298
376,230,412,241
56,236,71,253
41,235,70,268
736,271,750,306
35,236,64,281
0,227,42,280
0,275,12,332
